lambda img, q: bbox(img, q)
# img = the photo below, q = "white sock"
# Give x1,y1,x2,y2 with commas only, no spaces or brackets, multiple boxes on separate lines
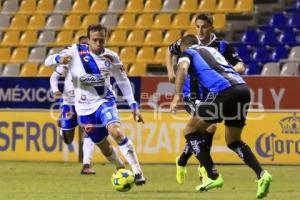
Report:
118,137,142,175
83,136,94,165
106,146,125,169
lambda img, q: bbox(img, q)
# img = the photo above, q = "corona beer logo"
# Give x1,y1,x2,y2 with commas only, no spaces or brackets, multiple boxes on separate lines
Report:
255,113,300,161
256,133,300,161
279,113,300,134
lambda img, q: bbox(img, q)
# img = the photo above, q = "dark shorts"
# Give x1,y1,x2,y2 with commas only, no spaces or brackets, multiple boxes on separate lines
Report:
58,105,78,130
196,84,250,127
78,101,120,143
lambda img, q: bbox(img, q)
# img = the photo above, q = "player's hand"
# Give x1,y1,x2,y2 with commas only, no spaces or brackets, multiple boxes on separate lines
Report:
59,55,72,64
132,109,144,124
168,74,176,83
170,95,180,115
53,91,63,98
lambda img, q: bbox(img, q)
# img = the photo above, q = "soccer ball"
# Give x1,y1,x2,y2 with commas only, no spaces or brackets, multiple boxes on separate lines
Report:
111,169,135,192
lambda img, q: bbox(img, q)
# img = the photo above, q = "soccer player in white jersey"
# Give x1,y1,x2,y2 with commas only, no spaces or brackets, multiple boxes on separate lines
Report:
50,36,97,175
45,24,146,185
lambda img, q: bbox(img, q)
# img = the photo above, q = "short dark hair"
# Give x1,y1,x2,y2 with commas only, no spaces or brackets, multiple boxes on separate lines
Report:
180,34,199,47
87,24,108,38
78,35,88,42
195,13,213,26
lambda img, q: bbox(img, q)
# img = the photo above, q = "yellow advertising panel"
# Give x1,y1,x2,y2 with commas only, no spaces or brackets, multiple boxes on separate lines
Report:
0,111,79,162
0,111,299,164
119,111,300,165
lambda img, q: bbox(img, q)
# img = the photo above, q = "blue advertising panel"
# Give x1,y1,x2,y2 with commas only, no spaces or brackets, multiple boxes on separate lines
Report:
0,78,55,109
0,77,141,109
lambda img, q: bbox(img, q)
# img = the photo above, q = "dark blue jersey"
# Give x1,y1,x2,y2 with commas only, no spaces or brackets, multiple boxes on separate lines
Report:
179,45,245,94
182,75,208,101
169,34,243,101
168,35,243,66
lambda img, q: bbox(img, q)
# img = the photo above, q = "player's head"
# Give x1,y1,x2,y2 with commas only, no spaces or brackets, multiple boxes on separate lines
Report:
180,34,198,52
194,13,213,42
87,24,108,54
78,35,88,45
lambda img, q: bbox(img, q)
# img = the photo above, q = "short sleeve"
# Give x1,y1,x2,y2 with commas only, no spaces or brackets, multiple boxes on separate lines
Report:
177,51,191,65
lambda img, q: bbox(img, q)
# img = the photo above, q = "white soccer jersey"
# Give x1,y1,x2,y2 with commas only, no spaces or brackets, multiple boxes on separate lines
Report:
50,65,75,105
45,44,136,116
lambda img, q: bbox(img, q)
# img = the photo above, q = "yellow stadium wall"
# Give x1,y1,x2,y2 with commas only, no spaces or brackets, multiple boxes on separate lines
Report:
0,111,299,165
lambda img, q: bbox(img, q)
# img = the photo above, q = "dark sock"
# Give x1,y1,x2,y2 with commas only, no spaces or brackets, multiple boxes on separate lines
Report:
199,130,214,167
202,130,214,150
177,142,193,166
228,141,263,179
185,132,219,180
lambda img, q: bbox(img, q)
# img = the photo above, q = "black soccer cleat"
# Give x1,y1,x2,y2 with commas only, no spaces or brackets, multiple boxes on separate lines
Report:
134,173,146,185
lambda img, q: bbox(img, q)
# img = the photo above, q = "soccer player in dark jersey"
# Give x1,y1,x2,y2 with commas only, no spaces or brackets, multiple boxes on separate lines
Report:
166,13,245,83
166,13,245,185
170,34,272,199
177,74,213,184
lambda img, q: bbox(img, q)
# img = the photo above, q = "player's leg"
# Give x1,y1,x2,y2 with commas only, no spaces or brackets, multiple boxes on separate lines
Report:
175,117,197,185
100,102,146,185
95,136,125,169
176,99,200,184
81,133,96,175
58,105,77,144
189,100,224,191
184,118,223,191
197,123,217,181
224,84,272,198
203,124,216,153
175,142,190,184
108,122,146,185
60,129,75,144
225,126,272,199
225,126,263,178
78,113,125,170
176,119,217,185
224,85,264,178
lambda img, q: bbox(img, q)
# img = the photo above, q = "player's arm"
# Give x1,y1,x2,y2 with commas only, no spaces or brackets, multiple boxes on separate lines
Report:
175,59,189,96
44,45,75,67
166,49,176,83
171,56,190,114
50,66,67,98
166,40,181,83
222,42,245,74
233,62,245,74
111,62,144,123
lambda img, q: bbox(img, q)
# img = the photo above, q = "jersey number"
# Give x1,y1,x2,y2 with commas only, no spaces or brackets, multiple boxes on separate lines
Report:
106,112,112,120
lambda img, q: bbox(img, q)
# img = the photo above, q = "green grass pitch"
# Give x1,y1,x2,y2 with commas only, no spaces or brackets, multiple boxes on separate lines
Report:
0,161,299,200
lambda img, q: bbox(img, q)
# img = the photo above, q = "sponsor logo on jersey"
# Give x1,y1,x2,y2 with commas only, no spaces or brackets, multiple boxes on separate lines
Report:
104,60,111,67
83,56,89,62
80,95,87,100
79,50,89,55
79,74,106,86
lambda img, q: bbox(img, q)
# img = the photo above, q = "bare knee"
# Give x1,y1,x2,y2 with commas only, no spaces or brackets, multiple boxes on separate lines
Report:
185,117,212,135
206,124,217,134
107,123,124,143
184,118,200,135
